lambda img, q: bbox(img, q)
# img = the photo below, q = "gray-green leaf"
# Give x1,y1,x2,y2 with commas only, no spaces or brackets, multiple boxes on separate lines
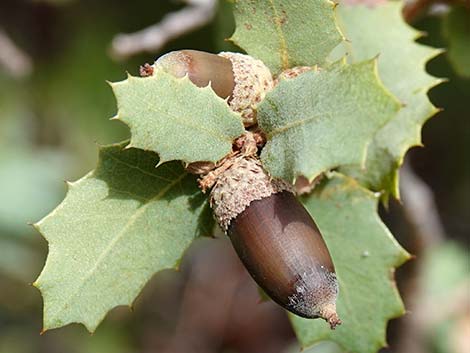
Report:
335,3,442,197
111,70,244,164
229,0,344,74
34,142,212,332
258,60,400,182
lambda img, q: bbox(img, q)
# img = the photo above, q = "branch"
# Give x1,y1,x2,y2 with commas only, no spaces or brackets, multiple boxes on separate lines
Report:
0,28,33,78
110,0,217,60
400,159,446,246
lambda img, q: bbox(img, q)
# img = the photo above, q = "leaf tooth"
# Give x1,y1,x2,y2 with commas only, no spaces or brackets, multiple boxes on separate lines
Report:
433,76,449,87
107,79,126,89
155,158,168,169
30,221,41,233
65,180,77,189
124,141,134,150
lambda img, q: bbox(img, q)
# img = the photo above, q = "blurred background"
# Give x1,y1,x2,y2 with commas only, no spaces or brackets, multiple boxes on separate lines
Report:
0,1,468,352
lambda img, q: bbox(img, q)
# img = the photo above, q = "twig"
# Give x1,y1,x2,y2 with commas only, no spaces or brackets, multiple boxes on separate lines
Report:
110,0,217,60
400,159,446,245
0,28,33,78
393,159,447,353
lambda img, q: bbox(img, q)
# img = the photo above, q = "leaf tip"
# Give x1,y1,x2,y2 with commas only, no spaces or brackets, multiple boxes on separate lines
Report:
84,323,97,334
436,77,449,86
155,158,167,169
30,221,41,232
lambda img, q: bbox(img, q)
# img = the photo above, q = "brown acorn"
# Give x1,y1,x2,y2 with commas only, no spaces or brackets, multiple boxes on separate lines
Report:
209,154,341,329
154,50,274,126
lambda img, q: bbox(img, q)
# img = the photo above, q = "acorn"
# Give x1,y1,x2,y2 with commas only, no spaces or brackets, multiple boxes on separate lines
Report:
209,154,341,329
154,50,274,126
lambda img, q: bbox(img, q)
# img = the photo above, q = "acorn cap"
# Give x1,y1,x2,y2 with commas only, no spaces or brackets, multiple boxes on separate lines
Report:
210,156,292,231
218,52,274,127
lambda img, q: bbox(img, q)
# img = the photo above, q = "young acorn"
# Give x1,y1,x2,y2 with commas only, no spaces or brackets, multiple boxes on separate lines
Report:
208,141,341,329
153,49,273,127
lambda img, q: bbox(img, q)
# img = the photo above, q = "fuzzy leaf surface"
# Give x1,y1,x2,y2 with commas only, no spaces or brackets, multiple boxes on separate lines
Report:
443,6,470,78
258,60,400,182
111,70,244,164
230,0,343,74
35,142,212,332
335,3,442,196
291,173,410,353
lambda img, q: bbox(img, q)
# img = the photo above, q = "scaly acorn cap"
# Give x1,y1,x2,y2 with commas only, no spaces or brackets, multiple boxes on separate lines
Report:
210,156,291,231
218,52,274,126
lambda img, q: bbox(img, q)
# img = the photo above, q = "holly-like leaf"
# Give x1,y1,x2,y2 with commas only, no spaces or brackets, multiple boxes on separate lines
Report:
111,70,244,164
335,3,443,197
229,0,344,74
34,142,213,332
291,173,410,353
258,60,400,183
443,6,470,78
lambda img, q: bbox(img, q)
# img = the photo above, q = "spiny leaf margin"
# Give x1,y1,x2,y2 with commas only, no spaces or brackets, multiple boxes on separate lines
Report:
34,141,212,332
258,59,401,183
335,2,444,198
110,69,244,165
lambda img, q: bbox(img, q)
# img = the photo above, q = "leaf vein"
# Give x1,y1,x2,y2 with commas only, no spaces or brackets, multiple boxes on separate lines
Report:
268,0,289,70
102,151,173,182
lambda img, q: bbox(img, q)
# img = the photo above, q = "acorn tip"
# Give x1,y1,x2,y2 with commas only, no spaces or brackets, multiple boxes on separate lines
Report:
321,303,341,330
